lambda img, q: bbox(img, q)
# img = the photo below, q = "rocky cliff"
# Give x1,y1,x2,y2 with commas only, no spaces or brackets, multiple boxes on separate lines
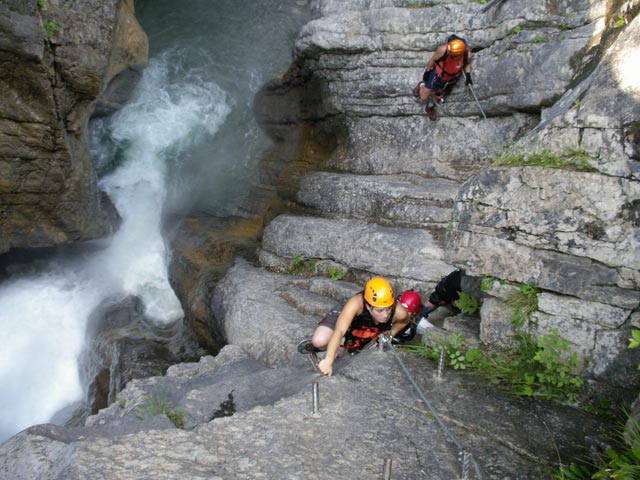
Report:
1,0,640,478
0,0,147,254
249,0,640,394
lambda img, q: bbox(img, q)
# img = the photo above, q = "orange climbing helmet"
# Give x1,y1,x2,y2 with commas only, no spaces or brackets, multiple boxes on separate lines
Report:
448,38,466,56
364,277,395,308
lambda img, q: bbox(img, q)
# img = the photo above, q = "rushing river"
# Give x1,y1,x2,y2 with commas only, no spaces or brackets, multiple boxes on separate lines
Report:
0,0,309,443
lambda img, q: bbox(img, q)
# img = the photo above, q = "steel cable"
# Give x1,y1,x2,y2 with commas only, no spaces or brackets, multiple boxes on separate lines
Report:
387,342,483,480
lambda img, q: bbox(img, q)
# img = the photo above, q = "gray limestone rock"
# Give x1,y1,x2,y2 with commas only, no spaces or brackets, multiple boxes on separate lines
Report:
3,0,640,476
0,0,146,253
297,172,459,228
259,213,456,288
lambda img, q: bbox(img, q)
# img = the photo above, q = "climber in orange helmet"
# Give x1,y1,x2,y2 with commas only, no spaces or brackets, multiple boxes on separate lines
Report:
413,35,473,121
297,277,410,376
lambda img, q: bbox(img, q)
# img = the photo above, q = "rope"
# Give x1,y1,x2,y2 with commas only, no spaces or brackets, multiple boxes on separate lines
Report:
387,342,483,480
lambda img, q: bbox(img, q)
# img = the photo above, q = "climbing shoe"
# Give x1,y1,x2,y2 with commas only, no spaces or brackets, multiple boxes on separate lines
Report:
425,104,437,121
412,82,422,98
297,338,321,354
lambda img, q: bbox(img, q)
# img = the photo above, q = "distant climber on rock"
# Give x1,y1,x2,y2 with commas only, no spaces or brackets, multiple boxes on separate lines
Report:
297,277,410,376
413,34,473,121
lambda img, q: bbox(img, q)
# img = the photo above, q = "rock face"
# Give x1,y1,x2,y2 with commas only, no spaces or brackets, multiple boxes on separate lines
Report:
168,215,262,353
1,0,640,478
253,0,640,396
0,261,611,479
0,0,147,254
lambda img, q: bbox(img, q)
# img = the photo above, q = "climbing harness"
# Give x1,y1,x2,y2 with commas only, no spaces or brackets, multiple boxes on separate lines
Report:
435,54,467,83
381,336,484,480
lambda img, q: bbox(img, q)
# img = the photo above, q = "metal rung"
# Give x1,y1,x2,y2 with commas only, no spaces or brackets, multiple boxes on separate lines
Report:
382,458,392,479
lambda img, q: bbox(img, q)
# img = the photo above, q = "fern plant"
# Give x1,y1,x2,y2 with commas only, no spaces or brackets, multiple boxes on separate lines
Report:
454,291,478,314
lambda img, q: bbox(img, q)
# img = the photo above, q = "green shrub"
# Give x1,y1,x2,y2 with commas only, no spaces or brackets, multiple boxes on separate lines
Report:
554,417,640,479
528,331,582,400
402,330,582,402
481,331,583,401
402,332,482,371
613,14,627,28
630,329,640,370
43,21,56,38
591,419,640,478
565,147,595,171
480,276,494,292
135,395,185,429
327,267,344,281
493,148,595,171
509,25,522,35
37,0,48,11
553,463,592,480
506,283,539,327
628,329,640,350
287,254,318,276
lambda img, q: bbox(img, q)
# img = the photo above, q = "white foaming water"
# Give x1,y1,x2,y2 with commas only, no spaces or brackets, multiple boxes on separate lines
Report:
97,52,231,321
0,267,99,442
0,49,231,442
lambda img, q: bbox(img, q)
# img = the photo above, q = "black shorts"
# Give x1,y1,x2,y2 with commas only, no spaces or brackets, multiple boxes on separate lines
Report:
317,307,341,330
429,270,462,306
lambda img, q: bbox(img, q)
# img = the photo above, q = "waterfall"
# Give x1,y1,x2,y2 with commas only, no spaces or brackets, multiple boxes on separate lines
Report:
0,50,231,442
0,0,309,445
93,50,232,322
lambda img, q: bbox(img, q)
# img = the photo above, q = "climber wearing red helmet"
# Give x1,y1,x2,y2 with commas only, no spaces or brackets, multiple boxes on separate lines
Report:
297,277,410,376
413,34,473,121
392,290,424,343
399,290,422,314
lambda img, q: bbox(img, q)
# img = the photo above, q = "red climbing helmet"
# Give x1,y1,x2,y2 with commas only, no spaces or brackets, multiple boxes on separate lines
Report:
399,290,422,314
